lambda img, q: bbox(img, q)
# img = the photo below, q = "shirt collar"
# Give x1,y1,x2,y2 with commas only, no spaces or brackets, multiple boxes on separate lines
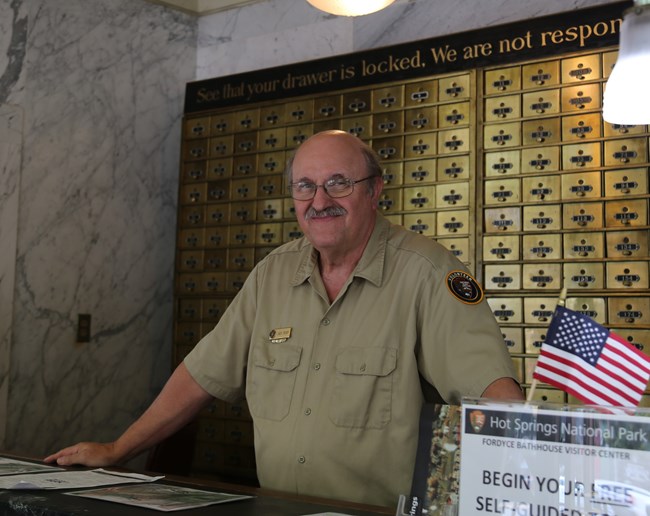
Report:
291,214,389,288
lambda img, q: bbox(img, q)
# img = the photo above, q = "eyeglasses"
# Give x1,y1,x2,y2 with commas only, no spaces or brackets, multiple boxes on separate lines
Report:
288,175,375,201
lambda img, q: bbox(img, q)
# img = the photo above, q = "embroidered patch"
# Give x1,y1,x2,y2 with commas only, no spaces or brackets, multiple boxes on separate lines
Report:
446,270,484,305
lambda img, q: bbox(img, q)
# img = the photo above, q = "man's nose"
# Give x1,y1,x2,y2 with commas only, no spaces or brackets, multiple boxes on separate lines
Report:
310,184,332,209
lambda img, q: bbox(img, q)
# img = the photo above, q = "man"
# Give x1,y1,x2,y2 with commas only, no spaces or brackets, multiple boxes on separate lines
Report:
46,130,522,507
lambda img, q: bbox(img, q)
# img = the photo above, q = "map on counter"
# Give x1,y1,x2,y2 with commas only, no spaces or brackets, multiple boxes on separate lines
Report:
0,468,163,490
0,457,62,476
67,483,253,512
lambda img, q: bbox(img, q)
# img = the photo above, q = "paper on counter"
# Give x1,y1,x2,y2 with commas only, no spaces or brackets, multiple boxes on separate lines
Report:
0,457,63,476
0,468,163,490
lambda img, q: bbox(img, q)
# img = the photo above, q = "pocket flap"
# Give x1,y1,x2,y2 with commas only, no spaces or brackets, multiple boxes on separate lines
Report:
335,347,397,376
253,343,302,372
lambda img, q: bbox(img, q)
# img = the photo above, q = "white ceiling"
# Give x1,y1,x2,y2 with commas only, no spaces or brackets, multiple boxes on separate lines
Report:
144,0,263,16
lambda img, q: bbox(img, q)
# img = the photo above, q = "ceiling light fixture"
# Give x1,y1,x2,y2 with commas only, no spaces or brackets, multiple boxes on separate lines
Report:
602,0,650,124
306,0,396,17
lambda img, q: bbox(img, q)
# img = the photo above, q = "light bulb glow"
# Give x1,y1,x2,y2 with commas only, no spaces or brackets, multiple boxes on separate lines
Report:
306,0,396,16
602,5,650,125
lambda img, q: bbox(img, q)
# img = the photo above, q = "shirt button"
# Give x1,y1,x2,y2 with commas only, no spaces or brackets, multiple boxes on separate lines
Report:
304,408,312,415
321,318,330,326
360,363,366,372
313,363,321,370
298,456,306,464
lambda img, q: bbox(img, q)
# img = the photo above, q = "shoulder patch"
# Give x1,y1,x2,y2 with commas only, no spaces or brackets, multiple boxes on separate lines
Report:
445,270,484,305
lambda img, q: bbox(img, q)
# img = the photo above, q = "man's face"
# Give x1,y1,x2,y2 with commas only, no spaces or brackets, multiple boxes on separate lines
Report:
290,133,382,256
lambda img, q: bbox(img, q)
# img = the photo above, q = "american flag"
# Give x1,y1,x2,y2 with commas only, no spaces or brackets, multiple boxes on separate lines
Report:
533,306,650,407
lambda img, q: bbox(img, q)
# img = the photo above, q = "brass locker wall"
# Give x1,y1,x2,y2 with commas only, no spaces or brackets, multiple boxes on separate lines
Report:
175,47,649,481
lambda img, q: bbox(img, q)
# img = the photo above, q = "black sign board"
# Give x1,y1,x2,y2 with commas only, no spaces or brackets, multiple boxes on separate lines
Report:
185,1,631,113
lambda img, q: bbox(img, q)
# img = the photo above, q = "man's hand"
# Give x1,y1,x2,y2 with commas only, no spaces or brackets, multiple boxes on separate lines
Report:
44,442,119,467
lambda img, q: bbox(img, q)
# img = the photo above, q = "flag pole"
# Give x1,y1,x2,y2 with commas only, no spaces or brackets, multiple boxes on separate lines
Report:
526,285,568,403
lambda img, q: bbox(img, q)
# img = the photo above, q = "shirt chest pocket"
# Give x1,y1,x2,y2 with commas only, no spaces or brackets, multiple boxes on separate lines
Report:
247,343,302,421
330,347,397,429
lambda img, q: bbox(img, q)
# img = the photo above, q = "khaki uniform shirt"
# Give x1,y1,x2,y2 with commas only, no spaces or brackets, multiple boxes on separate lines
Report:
185,214,516,507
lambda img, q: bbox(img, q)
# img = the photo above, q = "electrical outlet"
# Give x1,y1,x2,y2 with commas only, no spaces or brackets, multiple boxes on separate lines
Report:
77,314,91,343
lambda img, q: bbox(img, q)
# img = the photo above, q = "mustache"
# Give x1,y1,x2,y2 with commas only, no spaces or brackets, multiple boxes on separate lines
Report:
305,206,347,219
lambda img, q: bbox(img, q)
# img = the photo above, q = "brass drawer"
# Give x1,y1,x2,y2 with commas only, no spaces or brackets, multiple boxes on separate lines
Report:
485,150,520,177
612,329,650,355
485,95,521,122
438,155,472,181
565,297,607,325
179,205,204,227
178,228,204,249
182,161,207,183
231,178,258,200
606,230,649,258
204,250,227,270
178,298,202,321
522,118,561,146
176,321,201,346
283,199,296,220
381,162,404,187
373,136,403,161
522,89,560,117
404,106,437,133
603,122,647,138
232,156,256,177
256,223,283,245
484,207,521,233
438,127,470,154
604,168,649,197
604,138,648,167
257,199,283,221
259,106,284,128
343,90,371,115
522,263,562,290
485,264,521,290
562,201,603,229
438,102,470,128
405,132,437,158
405,80,437,107
605,199,648,228
258,128,286,151
404,213,436,237
437,182,469,208
485,67,521,95
206,181,230,202
608,297,650,325
207,158,232,180
561,83,601,112
403,186,436,211
437,210,470,235
373,112,404,135
602,50,617,79
439,74,471,101
228,225,254,247
201,272,226,294
285,100,314,123
524,297,557,325
501,327,524,354
522,234,562,260
372,85,404,111
561,172,602,200
286,124,313,148
201,298,228,323
257,175,283,198
226,272,248,293
561,113,602,141
341,115,371,139
522,61,560,89
404,159,436,185
483,235,520,261
484,122,521,149
561,53,601,83
606,261,649,289
487,297,523,324
522,175,561,203
523,205,562,231
228,249,254,271
233,131,257,154
233,109,259,131
562,142,601,170
282,222,304,242
314,95,342,119
258,152,285,175
184,139,209,161
563,263,604,290
484,178,521,205
178,250,204,272
521,146,560,174
205,227,229,248
436,237,470,262
210,113,233,134
180,183,207,205
230,201,256,223
563,232,605,259
377,189,403,212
